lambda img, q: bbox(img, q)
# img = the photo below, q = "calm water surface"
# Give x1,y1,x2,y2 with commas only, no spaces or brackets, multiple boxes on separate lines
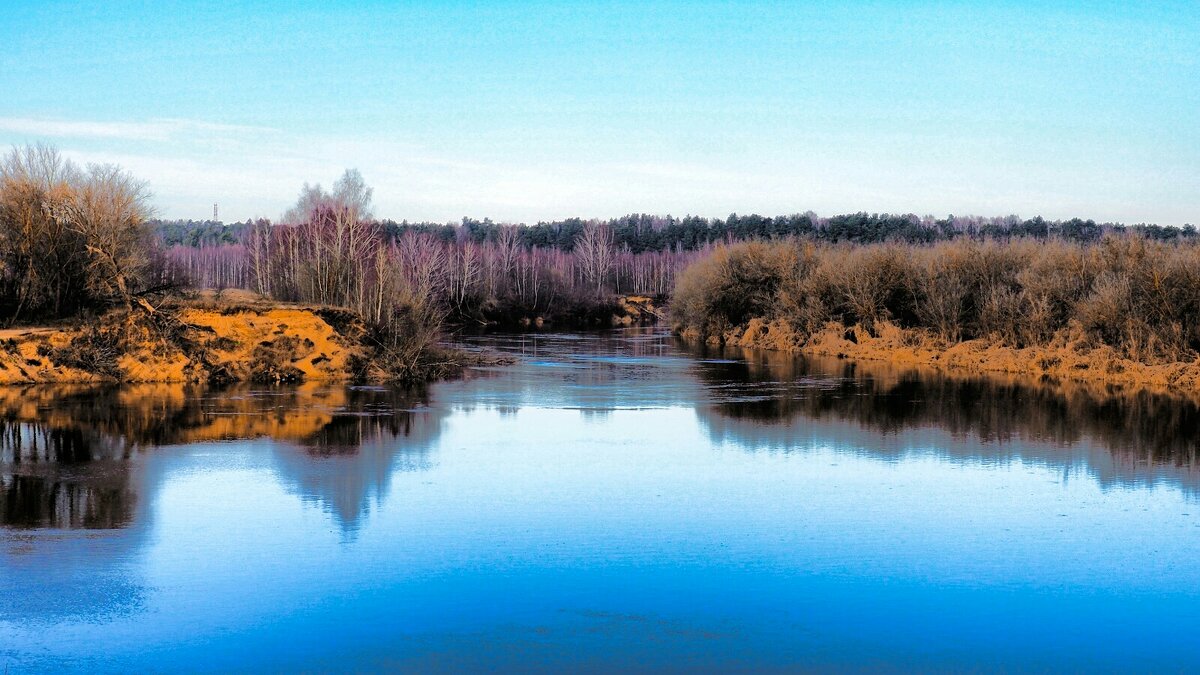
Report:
2,328,1199,672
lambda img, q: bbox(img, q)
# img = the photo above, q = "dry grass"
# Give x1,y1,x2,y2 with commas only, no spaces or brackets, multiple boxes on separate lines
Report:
673,236,1200,392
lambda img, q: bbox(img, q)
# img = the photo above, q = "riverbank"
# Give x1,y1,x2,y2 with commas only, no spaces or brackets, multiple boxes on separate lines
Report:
457,293,665,329
0,292,505,385
682,318,1200,398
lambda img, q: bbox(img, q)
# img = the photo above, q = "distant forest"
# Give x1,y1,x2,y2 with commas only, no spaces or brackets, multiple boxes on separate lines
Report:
154,212,1199,253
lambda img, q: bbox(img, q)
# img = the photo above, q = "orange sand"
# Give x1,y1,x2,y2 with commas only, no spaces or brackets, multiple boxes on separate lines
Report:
681,318,1200,398
0,294,367,384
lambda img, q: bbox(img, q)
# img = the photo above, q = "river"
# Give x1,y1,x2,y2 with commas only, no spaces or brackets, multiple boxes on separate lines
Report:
2,328,1199,672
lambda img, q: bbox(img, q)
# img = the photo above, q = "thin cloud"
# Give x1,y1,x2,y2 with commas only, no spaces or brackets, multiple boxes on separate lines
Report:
0,117,279,142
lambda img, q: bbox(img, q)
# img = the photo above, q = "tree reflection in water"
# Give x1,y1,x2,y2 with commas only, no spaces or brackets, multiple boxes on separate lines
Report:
4,330,1200,637
5,331,1200,533
0,383,448,532
687,342,1200,493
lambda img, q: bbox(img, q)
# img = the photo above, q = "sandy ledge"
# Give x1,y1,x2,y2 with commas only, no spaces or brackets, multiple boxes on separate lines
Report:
0,290,488,385
681,318,1200,400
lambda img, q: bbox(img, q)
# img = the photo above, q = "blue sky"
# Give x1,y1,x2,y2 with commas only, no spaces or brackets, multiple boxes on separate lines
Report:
1,1,1196,224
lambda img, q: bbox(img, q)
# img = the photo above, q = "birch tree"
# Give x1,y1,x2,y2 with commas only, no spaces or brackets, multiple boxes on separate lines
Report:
575,220,615,295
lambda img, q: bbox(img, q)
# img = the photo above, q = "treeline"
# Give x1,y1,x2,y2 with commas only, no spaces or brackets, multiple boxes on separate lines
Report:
156,211,1199,255
160,171,698,328
159,206,1200,333
167,197,692,326
673,237,1200,364
157,218,252,247
385,213,1198,251
0,145,159,321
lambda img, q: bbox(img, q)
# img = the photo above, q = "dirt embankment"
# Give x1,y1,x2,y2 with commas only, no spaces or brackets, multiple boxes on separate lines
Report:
612,295,666,326
0,291,493,385
680,318,1200,397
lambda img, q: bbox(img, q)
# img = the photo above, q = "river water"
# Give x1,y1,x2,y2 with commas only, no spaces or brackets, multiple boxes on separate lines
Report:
2,328,1199,672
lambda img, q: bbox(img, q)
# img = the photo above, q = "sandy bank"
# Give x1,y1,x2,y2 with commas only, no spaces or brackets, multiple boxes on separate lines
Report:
681,318,1200,398
0,292,488,385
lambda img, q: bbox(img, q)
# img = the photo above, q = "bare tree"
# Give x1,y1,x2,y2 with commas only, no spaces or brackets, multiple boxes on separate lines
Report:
282,170,382,313
246,218,273,297
332,169,377,310
575,220,615,295
450,240,480,307
282,182,326,225
56,163,154,309
0,144,83,319
495,225,520,288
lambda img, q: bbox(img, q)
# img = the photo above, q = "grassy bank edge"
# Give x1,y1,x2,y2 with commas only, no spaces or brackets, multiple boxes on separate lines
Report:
679,317,1200,399
0,295,512,386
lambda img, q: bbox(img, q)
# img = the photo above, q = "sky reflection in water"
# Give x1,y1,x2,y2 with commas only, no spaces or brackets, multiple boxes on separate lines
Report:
2,328,1199,672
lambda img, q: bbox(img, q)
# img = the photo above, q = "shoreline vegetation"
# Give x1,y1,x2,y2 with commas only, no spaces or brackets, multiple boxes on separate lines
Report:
6,141,1200,396
0,144,503,384
0,144,655,384
672,238,1200,397
0,290,511,385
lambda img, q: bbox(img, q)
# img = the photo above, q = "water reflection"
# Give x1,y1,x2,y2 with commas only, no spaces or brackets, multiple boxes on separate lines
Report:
1,421,139,529
687,342,1200,492
5,331,1200,536
1,471,136,530
446,331,707,412
5,329,1200,670
271,394,443,532
0,384,447,532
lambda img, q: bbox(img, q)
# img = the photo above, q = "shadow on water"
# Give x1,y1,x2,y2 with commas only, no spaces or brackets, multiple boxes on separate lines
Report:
686,341,1200,494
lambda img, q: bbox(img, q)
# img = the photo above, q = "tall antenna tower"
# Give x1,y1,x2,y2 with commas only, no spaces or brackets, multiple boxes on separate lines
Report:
213,203,219,222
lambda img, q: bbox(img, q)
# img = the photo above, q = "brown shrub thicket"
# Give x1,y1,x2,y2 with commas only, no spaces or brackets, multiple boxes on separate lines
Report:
673,237,1200,363
672,241,798,337
0,144,154,321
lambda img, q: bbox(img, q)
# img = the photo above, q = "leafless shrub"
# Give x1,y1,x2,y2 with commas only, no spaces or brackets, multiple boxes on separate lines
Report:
672,240,798,335
50,325,125,379
829,244,919,330
673,234,1200,362
0,144,154,320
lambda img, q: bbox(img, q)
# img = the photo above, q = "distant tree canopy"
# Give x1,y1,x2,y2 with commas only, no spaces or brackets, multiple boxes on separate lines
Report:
156,218,249,246
155,211,1199,253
